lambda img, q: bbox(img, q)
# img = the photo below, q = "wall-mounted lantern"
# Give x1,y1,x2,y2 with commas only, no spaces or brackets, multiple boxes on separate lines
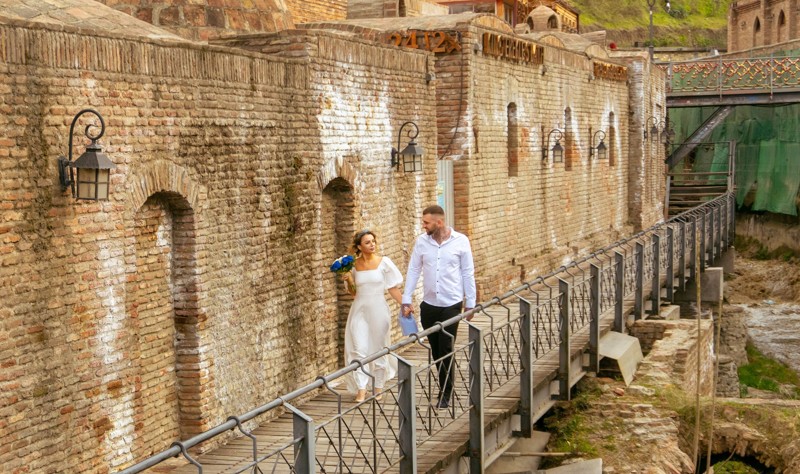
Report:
542,128,564,163
590,129,608,160
644,116,660,142
390,121,424,173
659,119,676,145
58,109,116,200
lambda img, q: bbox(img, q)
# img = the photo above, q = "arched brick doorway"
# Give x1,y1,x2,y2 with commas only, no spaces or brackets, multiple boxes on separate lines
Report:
126,191,201,456
320,178,356,367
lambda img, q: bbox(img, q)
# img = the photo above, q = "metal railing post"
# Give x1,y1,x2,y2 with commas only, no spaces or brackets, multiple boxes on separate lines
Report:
397,356,417,474
287,404,315,474
715,205,722,259
666,226,675,301
589,264,600,373
519,298,533,438
730,192,736,244
614,252,624,333
700,212,707,272
679,221,687,291
635,242,644,320
651,234,661,315
690,217,697,281
558,278,571,400
709,206,716,263
469,324,485,473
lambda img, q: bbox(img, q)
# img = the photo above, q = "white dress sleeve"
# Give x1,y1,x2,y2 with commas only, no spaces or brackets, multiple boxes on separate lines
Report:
381,257,403,290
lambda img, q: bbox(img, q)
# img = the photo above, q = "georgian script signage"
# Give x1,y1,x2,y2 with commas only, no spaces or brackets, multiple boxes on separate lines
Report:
386,31,462,54
593,61,628,82
481,33,544,65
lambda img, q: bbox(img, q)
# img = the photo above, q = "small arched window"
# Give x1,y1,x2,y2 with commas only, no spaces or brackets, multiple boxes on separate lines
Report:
564,107,573,170
608,112,617,167
754,17,761,47
507,103,519,177
547,14,558,29
778,11,787,43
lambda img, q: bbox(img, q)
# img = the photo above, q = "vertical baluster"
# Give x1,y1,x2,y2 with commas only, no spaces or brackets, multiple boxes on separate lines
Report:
589,265,600,373
288,404,315,474
666,226,675,301
651,233,660,315
700,212,707,272
469,324,485,473
614,252,624,333
709,206,716,264
679,221,687,292
519,298,533,438
635,242,644,320
716,205,722,260
558,278,571,401
397,357,417,474
690,217,697,281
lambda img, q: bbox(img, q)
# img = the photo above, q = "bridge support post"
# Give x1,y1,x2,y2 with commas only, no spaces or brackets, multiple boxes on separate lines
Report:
690,217,697,281
614,252,625,334
288,404,315,474
397,356,417,474
519,297,533,438
700,212,707,272
666,226,675,301
468,324,485,473
650,234,661,315
589,264,600,373
614,252,624,333
678,221,687,292
729,193,736,243
715,205,722,262
709,207,716,263
558,278,571,401
634,242,644,320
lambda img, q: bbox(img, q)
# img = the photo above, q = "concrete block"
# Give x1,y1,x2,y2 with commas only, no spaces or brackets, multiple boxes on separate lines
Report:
538,458,602,473
675,267,724,303
487,431,550,474
716,247,735,274
659,305,680,320
599,332,643,386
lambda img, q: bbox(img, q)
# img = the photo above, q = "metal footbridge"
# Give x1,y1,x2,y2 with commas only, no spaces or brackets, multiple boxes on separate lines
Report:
119,194,736,474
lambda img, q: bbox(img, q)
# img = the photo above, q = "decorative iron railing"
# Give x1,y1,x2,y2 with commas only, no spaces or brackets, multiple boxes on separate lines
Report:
664,55,800,96
118,193,736,474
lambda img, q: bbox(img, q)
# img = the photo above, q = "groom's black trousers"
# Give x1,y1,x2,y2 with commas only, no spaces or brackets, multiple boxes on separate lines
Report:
420,301,463,401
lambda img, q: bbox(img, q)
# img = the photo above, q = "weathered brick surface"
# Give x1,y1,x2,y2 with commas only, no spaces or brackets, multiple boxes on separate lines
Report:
0,20,435,472
728,0,796,52
286,0,347,25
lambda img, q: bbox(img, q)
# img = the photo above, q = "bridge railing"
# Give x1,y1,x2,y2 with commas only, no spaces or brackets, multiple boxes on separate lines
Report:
663,55,800,95
118,193,735,474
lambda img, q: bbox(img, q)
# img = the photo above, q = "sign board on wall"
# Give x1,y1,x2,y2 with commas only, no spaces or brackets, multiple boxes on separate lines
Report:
481,33,544,65
386,31,462,54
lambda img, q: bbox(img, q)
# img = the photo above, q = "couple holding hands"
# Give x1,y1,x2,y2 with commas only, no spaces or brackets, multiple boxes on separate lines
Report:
341,205,477,406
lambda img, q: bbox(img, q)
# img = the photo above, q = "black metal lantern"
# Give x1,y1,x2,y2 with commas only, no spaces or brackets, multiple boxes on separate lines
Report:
391,121,424,173
590,129,608,160
58,109,116,200
644,116,660,142
660,120,675,145
542,128,564,163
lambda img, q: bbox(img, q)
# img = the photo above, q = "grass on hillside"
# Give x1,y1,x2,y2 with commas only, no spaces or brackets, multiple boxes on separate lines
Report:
738,342,800,398
713,460,760,474
570,0,731,47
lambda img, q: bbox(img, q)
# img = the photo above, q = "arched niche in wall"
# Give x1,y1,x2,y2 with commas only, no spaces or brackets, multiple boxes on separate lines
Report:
777,10,787,43
564,107,574,171
754,16,762,47
320,177,356,367
608,111,617,167
508,103,519,177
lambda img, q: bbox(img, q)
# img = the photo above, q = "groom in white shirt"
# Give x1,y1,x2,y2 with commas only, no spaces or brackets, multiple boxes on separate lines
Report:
402,205,477,409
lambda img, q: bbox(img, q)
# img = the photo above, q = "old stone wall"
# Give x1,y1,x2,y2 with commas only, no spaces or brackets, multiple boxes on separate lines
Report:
632,319,716,397
728,0,798,52
95,0,295,41
0,19,435,472
287,0,347,25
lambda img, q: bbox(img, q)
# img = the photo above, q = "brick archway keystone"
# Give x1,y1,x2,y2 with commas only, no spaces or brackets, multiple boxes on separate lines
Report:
127,161,207,212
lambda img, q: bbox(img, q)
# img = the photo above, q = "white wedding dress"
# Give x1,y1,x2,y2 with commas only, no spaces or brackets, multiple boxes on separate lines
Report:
344,256,402,392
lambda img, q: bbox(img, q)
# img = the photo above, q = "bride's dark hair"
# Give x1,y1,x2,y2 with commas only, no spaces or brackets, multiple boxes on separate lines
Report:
351,229,377,258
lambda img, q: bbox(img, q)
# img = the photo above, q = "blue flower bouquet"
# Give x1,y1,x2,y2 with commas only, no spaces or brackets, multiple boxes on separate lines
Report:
330,255,356,293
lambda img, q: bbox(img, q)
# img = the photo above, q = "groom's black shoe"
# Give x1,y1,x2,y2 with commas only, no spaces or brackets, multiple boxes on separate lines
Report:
436,397,450,409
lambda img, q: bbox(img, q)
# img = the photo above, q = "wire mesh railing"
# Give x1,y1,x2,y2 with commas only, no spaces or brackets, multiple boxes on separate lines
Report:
118,193,736,474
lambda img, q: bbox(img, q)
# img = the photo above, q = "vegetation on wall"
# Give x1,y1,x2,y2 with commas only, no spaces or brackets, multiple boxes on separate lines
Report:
571,0,732,48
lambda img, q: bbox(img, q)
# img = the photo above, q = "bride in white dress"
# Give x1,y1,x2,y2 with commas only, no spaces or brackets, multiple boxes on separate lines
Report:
341,230,403,402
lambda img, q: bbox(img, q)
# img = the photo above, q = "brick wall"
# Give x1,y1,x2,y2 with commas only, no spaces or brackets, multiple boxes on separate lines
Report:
632,319,715,396
728,0,798,52
286,0,347,25
0,20,435,472
433,21,663,296
95,0,295,41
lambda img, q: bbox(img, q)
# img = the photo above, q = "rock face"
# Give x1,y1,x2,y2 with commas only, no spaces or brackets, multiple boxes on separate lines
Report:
740,302,800,374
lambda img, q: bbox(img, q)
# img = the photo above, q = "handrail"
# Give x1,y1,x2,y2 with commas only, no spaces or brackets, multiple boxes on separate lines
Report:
118,192,735,474
664,55,800,96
